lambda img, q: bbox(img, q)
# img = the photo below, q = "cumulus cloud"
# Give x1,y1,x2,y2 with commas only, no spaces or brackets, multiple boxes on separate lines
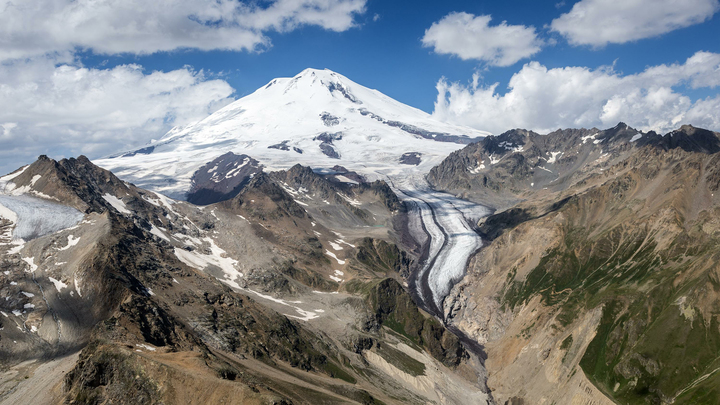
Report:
0,56,235,174
0,0,367,61
432,51,720,135
0,0,368,173
422,12,543,67
551,0,720,46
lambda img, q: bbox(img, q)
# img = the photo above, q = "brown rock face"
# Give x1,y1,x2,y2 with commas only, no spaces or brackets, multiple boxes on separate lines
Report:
433,124,720,404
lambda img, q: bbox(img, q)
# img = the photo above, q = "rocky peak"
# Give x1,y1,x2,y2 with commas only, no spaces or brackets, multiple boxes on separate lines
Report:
1,154,134,213
187,152,262,205
660,125,720,154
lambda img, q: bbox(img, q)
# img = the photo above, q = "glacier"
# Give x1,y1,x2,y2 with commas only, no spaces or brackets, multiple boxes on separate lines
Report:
389,173,490,314
0,195,84,241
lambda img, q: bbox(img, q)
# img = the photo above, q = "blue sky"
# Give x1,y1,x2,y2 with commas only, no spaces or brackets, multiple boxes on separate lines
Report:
1,0,719,174
81,0,720,112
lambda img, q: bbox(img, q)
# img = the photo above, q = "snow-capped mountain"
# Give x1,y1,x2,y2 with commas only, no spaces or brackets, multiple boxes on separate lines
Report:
96,68,489,199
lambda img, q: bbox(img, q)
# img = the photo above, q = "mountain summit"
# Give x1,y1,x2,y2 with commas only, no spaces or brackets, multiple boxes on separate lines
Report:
97,68,489,199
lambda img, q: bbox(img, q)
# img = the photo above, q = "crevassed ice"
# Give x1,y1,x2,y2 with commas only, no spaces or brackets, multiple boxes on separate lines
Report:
0,195,83,241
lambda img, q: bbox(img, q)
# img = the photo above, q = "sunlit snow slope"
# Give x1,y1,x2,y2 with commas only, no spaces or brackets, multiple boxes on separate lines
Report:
96,68,489,199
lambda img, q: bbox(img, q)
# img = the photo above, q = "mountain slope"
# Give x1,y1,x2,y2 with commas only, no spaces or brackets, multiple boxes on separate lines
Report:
0,156,490,404
428,122,651,209
432,124,720,404
95,68,489,199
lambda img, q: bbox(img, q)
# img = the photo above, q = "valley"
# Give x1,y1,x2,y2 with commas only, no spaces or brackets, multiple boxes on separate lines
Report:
2,68,720,405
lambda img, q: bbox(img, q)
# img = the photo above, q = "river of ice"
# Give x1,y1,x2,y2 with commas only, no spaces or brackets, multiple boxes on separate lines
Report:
387,173,490,315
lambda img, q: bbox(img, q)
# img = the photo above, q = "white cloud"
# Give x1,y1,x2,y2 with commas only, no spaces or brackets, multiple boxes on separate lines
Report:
551,0,720,46
0,0,367,173
0,56,235,174
421,12,543,67
0,0,367,61
432,51,720,135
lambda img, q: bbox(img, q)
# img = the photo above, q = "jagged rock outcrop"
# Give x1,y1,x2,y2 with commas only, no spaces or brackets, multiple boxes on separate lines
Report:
187,152,263,205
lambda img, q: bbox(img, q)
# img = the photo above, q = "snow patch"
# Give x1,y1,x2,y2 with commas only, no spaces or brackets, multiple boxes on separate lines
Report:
149,225,170,241
58,235,80,251
22,257,37,273
173,237,243,289
581,132,598,144
468,161,485,174
325,250,345,265
151,192,180,216
173,233,202,246
334,175,359,185
136,343,157,351
630,133,643,142
8,239,25,255
337,192,361,207
335,239,355,248
102,193,131,214
74,275,83,297
49,277,68,292
225,158,250,178
547,152,562,164
246,289,321,321
0,166,29,188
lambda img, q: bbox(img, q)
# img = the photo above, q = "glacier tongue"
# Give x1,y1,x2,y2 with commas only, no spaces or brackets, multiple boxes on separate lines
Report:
388,173,490,315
